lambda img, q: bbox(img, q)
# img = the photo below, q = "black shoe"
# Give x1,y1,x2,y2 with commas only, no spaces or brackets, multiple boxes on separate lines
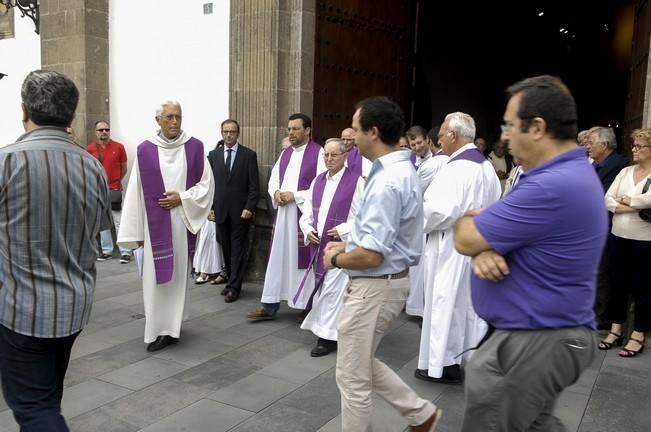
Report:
414,364,462,384
224,290,240,303
310,338,337,357
146,335,179,352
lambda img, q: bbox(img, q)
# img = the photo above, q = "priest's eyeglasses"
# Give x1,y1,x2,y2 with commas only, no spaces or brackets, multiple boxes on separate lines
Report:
323,152,343,159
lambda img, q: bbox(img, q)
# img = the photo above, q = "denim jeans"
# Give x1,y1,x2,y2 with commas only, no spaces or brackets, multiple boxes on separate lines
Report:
0,325,79,432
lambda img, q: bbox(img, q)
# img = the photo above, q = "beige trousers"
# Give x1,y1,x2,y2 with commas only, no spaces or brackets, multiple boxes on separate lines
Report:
336,276,435,432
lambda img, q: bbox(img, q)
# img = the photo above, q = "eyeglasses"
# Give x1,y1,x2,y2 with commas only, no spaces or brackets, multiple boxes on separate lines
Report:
323,153,343,159
161,115,182,122
96,128,110,132
222,130,238,135
632,144,651,151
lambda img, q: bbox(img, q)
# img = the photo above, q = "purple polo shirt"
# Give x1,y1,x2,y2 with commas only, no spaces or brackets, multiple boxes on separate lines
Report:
472,148,607,330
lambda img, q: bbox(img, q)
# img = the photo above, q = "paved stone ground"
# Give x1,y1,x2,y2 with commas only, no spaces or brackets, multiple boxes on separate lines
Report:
1,259,649,431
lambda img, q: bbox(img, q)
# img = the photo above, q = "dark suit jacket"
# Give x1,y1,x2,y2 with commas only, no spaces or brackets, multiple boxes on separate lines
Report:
596,152,629,192
208,143,260,224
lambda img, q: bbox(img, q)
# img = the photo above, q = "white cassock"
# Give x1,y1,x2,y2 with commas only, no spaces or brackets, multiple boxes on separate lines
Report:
418,143,501,377
406,153,449,317
118,132,214,343
261,144,326,308
299,173,364,340
192,220,225,274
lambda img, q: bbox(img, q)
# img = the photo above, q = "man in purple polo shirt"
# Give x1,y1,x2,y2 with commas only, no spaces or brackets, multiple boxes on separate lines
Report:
454,75,608,431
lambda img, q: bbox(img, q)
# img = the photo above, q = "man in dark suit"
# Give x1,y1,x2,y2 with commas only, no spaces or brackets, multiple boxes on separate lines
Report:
208,120,260,303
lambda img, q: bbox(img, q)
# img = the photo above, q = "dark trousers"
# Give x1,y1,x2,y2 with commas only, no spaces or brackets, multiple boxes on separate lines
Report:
217,213,251,293
594,234,613,325
462,327,596,432
606,235,651,332
0,324,79,432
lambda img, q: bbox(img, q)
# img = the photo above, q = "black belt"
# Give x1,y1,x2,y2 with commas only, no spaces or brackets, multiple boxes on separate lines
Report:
350,269,409,280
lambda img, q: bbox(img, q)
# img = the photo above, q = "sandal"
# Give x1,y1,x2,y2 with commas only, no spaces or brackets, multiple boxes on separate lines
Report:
598,331,624,350
619,337,645,358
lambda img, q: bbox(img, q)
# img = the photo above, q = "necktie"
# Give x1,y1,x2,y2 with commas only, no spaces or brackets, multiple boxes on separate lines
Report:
225,149,232,175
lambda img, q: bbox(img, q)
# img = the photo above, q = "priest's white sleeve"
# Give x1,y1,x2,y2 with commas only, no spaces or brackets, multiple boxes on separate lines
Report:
336,177,365,241
423,166,464,234
299,178,317,245
178,162,215,235
268,157,281,209
117,158,145,250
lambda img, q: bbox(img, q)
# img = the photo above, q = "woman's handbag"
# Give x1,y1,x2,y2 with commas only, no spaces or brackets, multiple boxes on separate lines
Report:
638,178,651,222
109,189,123,211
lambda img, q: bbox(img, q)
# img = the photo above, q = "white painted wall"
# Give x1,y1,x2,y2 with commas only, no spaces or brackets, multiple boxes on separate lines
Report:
0,13,41,145
109,0,230,173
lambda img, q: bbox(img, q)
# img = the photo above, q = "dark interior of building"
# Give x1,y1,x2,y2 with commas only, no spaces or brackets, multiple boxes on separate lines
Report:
412,0,637,146
313,0,642,151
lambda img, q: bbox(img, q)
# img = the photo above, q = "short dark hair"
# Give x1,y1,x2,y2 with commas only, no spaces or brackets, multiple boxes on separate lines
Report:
21,70,79,127
406,125,428,140
506,75,577,141
221,119,240,132
94,120,109,128
427,126,439,142
354,96,405,146
288,113,312,129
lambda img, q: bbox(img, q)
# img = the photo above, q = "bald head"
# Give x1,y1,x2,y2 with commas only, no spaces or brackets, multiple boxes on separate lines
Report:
341,127,355,150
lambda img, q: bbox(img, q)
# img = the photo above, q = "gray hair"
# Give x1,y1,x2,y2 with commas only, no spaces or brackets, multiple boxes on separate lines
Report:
577,130,589,142
590,127,617,150
155,100,182,117
445,112,476,141
325,138,348,154
21,70,79,127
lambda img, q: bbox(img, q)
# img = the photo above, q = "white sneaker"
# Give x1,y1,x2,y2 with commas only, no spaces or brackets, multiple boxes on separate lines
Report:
97,253,112,261
119,255,132,264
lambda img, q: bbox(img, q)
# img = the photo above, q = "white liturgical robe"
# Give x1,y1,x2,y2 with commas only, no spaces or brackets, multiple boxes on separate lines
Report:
299,170,364,340
261,143,326,308
417,143,501,378
118,132,214,343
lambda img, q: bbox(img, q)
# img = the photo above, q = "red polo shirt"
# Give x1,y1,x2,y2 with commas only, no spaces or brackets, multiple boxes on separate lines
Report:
86,139,127,190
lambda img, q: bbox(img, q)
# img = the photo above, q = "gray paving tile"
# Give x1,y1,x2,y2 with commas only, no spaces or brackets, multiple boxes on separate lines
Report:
90,378,213,428
257,350,336,384
208,373,304,412
61,379,133,419
183,295,230,321
0,410,17,432
97,357,189,390
553,390,589,432
229,405,329,432
172,357,260,392
219,335,308,369
152,336,237,367
68,406,140,432
140,399,254,432
65,338,153,387
107,291,144,306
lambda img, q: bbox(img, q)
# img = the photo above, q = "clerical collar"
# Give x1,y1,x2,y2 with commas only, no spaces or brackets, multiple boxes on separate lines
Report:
327,167,345,182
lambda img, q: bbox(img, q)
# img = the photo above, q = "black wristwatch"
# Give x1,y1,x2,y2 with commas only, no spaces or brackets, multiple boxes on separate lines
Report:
331,252,343,269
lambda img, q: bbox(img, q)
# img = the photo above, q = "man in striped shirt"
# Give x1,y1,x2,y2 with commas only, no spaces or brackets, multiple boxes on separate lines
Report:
0,70,112,431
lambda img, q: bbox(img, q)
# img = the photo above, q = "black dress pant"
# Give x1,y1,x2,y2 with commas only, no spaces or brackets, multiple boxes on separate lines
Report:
0,324,79,432
606,235,651,332
217,213,251,293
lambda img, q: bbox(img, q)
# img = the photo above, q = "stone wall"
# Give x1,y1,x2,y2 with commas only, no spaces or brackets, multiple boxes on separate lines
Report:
40,0,109,145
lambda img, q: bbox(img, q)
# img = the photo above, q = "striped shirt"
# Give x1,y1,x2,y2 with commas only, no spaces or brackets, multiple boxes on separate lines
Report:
0,127,112,338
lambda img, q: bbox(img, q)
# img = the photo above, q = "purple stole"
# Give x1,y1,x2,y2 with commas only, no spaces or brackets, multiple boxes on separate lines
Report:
137,137,204,284
409,151,417,167
276,140,321,269
293,167,358,305
347,147,363,176
449,147,487,164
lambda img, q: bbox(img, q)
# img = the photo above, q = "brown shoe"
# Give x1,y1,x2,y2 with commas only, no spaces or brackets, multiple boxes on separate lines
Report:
246,306,275,320
224,290,240,303
411,407,442,432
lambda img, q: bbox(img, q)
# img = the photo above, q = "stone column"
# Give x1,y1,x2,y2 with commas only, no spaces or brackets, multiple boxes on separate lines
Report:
40,0,109,145
230,0,315,279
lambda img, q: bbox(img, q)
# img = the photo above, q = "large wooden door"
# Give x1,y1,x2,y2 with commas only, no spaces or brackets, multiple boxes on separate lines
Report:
312,0,415,144
624,0,651,142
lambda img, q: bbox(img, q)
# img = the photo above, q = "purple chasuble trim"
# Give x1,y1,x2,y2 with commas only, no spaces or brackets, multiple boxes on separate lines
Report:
409,151,417,167
347,147,363,176
449,147,487,164
137,138,204,284
275,140,321,269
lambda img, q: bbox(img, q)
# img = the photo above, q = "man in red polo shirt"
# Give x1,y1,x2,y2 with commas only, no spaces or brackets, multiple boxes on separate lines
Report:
87,120,132,263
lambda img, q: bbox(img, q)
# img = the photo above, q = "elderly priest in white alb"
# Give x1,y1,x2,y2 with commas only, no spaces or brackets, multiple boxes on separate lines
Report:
118,101,214,352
